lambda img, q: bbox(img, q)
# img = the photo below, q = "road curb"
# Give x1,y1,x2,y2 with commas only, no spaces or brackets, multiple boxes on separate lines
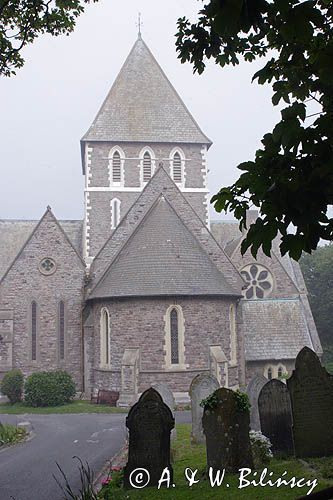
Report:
94,440,128,492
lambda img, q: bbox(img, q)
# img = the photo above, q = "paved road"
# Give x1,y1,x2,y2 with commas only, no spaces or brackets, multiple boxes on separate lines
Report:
0,411,190,500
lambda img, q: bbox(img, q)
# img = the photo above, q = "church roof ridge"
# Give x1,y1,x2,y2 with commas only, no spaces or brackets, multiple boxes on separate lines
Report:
80,36,211,170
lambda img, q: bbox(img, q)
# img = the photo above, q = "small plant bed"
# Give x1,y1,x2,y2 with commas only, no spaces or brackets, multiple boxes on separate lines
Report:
0,400,128,415
103,424,333,499
0,422,27,448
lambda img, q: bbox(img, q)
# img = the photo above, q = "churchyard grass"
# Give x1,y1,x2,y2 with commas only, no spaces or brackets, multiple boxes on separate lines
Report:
108,424,333,499
0,422,27,446
0,400,127,414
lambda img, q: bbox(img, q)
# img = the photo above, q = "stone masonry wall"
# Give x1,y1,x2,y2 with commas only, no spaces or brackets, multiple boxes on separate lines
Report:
0,210,85,388
90,296,242,394
84,141,209,258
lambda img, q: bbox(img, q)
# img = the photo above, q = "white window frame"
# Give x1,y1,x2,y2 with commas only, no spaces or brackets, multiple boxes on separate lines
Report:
163,304,187,370
108,146,125,187
111,198,121,229
100,307,110,367
139,146,156,187
169,147,185,188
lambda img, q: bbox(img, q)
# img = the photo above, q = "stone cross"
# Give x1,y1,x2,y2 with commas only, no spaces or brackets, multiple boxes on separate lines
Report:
124,388,175,488
287,346,333,458
202,387,253,472
258,379,294,456
189,373,219,444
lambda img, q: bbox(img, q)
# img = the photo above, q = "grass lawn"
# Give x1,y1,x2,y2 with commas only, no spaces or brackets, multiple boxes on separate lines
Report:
107,424,333,499
0,400,128,414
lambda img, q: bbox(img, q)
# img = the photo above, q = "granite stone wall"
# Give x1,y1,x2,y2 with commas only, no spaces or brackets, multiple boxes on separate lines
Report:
0,210,85,389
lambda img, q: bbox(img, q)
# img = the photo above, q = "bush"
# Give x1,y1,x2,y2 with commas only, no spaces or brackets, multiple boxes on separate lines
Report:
250,430,273,468
0,369,24,403
24,370,76,407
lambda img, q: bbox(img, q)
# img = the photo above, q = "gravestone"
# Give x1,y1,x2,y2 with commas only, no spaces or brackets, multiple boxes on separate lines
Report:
246,374,267,431
202,387,253,472
189,373,219,443
151,382,175,411
287,346,333,458
258,379,294,456
151,382,176,440
124,388,175,488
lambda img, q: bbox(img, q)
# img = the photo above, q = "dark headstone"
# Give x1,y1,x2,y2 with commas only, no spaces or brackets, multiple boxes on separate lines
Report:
258,379,294,456
189,373,219,444
202,387,253,472
246,375,267,431
124,388,175,488
287,347,333,458
151,382,176,440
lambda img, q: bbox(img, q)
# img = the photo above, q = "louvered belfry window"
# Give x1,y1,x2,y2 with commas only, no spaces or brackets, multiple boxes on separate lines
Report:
31,301,37,361
173,152,182,183
59,301,65,360
143,152,152,182
170,308,179,364
112,151,121,183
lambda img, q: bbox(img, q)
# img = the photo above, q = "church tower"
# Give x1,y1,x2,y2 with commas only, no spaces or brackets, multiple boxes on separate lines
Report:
81,35,212,263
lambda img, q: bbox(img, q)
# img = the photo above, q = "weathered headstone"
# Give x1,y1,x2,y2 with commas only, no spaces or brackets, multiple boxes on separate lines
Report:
151,382,176,440
189,373,219,443
246,374,267,431
151,382,175,411
124,388,175,488
202,387,253,472
287,346,333,458
258,379,294,456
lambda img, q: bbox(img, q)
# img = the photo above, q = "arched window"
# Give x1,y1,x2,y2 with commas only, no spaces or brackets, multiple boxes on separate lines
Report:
108,147,124,186
111,198,121,229
31,301,37,361
143,151,152,182
164,305,186,369
229,304,237,365
278,366,283,378
267,367,273,380
59,301,65,360
100,308,110,366
172,152,182,183
112,151,121,183
170,308,179,364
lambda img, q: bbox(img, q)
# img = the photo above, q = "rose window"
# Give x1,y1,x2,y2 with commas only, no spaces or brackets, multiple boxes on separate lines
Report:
240,264,273,299
39,257,56,275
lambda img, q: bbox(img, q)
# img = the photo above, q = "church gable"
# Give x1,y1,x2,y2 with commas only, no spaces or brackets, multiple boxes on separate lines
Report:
89,195,240,299
88,166,244,295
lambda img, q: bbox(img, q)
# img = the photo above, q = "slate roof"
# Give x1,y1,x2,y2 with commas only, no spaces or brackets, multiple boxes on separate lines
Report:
243,299,314,361
0,219,83,280
210,220,241,252
89,196,240,299
81,36,211,148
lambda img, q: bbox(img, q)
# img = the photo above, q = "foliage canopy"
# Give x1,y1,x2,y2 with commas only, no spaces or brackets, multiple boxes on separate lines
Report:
0,0,98,77
176,0,333,260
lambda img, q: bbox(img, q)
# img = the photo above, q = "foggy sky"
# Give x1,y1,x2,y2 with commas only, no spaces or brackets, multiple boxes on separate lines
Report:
0,0,281,222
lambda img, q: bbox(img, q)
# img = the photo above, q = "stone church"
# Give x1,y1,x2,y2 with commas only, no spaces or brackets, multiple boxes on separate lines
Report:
0,36,322,404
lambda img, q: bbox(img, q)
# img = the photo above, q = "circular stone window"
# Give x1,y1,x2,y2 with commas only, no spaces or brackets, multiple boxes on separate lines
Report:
240,264,273,299
39,257,56,276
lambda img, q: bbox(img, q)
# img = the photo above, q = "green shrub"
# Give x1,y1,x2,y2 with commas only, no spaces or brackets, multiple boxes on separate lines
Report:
0,369,24,403
24,370,76,407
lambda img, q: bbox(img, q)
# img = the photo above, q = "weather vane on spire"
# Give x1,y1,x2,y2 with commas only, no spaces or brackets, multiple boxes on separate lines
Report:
136,12,143,37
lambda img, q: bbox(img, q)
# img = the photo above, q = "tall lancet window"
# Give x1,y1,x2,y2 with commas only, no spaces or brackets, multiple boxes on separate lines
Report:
170,308,179,364
100,308,110,366
112,151,121,183
31,301,37,361
143,151,152,182
111,198,121,229
172,152,182,183
59,301,65,360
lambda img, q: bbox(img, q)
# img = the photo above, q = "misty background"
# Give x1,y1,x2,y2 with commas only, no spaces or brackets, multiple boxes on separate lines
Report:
0,0,281,222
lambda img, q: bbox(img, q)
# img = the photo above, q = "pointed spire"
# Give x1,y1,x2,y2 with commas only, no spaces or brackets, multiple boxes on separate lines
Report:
81,37,211,148
137,12,143,39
